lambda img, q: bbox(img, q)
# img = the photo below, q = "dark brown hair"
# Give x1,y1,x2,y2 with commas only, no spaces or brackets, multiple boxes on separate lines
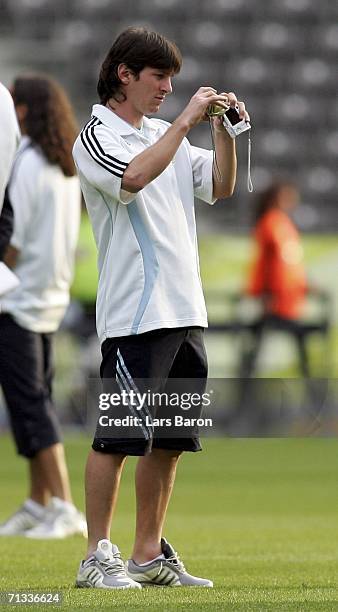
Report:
12,74,78,177
97,26,182,104
254,181,296,223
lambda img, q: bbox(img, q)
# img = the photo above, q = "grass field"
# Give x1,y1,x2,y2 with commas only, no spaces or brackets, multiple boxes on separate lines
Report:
1,435,338,610
4,226,336,609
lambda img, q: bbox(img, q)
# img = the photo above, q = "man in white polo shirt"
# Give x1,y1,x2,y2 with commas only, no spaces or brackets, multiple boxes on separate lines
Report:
73,26,249,589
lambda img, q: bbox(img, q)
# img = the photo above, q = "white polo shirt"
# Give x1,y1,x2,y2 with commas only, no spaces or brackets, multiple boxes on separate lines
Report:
2,137,81,332
0,83,20,212
73,104,215,342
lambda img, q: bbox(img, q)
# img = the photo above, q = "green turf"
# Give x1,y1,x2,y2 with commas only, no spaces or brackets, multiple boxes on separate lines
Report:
199,234,338,292
70,214,97,304
0,435,338,610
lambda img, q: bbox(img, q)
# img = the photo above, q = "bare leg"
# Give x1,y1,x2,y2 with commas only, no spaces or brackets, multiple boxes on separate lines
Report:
29,456,50,506
85,449,126,557
132,449,181,564
31,443,73,503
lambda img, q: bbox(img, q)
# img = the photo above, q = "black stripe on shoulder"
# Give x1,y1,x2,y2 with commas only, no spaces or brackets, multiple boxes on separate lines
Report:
80,118,129,179
81,120,125,178
90,120,129,168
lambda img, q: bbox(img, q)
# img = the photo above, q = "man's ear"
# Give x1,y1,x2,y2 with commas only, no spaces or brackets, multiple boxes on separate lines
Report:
117,64,131,85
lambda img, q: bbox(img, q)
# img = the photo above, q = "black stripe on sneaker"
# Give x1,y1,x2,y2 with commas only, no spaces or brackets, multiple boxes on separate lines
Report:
166,575,179,586
87,569,96,580
156,569,172,585
80,118,129,178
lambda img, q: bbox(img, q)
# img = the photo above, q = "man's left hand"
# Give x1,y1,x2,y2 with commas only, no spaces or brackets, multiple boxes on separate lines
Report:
211,91,250,132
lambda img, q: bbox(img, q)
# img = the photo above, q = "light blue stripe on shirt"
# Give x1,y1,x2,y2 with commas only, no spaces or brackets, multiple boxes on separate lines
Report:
127,201,159,333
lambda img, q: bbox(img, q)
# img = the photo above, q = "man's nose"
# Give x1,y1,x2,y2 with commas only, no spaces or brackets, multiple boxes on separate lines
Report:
161,77,172,94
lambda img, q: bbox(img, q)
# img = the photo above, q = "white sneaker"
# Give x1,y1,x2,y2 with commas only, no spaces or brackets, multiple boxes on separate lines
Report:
0,500,45,536
25,497,87,539
76,539,141,589
126,537,213,587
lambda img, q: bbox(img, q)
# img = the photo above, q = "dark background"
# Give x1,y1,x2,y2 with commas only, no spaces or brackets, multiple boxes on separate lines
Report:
1,0,337,232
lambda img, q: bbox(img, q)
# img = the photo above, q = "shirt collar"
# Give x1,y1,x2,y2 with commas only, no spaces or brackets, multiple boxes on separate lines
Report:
92,104,160,138
17,134,32,152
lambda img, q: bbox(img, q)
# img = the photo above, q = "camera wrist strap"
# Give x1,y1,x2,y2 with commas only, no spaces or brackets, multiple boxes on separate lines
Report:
210,119,253,193
247,129,253,193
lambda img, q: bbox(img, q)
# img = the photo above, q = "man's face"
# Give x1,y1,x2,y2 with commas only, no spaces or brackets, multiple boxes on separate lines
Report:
126,66,173,115
278,186,300,212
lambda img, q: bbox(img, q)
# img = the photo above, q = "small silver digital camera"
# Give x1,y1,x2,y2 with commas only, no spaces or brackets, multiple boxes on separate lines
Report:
207,104,251,139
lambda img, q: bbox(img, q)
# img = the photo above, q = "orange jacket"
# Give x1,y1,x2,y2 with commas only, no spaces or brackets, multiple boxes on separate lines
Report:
247,208,307,319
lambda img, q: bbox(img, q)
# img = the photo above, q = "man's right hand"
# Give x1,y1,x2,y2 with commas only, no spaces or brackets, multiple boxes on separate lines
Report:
177,87,230,130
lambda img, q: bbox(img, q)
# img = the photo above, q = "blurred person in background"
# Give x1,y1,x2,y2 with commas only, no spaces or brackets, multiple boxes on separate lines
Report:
73,26,249,589
240,181,312,377
0,83,20,262
0,74,85,539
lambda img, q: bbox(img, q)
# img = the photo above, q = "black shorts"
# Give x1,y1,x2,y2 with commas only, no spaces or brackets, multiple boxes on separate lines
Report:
93,327,208,456
0,314,62,458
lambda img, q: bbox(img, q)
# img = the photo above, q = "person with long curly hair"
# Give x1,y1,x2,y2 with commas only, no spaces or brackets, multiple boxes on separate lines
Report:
0,74,86,538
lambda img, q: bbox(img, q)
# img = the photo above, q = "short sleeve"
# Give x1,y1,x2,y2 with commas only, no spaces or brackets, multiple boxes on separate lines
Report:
73,120,135,205
8,150,37,251
0,85,20,212
189,145,216,205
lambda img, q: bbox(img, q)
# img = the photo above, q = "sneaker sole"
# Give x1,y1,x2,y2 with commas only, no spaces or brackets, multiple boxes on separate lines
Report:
25,526,87,540
0,530,29,536
136,582,179,588
132,581,212,588
75,581,140,590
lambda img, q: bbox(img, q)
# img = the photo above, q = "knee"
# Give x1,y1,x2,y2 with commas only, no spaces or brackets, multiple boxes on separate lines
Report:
153,448,182,461
88,448,127,468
